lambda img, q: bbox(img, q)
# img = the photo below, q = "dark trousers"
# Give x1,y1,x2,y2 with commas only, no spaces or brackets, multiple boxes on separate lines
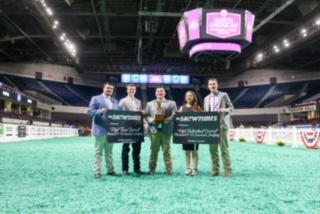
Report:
121,142,142,172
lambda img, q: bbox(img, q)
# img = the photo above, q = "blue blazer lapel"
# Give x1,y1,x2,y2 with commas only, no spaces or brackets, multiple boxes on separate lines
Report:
99,95,107,108
111,98,118,110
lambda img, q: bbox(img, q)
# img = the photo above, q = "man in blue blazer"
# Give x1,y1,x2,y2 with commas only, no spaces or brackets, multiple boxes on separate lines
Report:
88,82,121,179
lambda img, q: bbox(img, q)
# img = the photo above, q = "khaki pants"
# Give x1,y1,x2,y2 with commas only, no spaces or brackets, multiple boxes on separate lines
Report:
94,136,114,174
149,132,173,172
209,127,232,173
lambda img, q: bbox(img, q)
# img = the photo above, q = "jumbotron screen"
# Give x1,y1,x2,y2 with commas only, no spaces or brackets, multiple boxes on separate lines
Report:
121,74,190,84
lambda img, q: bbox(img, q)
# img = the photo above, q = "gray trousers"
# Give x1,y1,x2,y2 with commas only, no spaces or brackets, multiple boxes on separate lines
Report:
94,136,114,174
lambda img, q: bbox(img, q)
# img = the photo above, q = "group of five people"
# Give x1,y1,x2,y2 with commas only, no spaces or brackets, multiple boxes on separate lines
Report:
88,78,234,180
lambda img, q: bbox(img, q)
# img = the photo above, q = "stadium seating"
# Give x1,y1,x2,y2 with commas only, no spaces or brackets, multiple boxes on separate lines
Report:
259,82,303,107
3,74,320,110
234,85,271,108
290,80,320,105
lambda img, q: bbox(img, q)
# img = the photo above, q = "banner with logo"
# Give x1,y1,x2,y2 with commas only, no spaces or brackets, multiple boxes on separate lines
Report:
106,110,144,144
255,130,266,144
18,125,26,138
0,124,4,137
173,112,220,144
300,131,320,149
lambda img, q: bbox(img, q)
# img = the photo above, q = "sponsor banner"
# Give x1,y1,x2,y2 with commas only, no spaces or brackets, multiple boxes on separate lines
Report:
300,131,320,149
106,110,144,144
206,9,241,38
0,124,4,137
173,112,220,144
255,130,266,144
18,125,26,138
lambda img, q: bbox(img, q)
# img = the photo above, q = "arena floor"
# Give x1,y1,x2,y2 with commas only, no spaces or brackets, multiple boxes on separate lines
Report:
0,137,319,213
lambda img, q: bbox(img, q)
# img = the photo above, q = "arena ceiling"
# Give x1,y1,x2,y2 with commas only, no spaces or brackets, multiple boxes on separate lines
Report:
1,0,320,77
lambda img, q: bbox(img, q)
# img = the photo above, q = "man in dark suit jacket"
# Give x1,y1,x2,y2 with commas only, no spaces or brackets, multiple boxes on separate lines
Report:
145,86,177,175
119,84,145,175
204,78,234,178
88,82,121,179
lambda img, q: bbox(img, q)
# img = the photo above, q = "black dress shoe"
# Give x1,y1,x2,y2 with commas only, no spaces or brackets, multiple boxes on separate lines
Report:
123,170,130,175
94,173,102,179
106,171,122,177
212,171,220,177
134,170,145,175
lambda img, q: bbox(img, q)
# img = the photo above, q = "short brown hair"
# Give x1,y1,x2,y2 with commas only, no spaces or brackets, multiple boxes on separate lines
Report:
127,84,136,88
208,78,218,84
103,82,114,88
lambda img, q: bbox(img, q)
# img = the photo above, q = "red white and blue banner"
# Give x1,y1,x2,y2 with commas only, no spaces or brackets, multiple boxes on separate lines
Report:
229,130,235,141
300,131,320,149
255,130,266,144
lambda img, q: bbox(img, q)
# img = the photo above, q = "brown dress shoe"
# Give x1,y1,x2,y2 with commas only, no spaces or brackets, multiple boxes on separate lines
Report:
212,172,220,177
94,173,102,179
225,173,232,179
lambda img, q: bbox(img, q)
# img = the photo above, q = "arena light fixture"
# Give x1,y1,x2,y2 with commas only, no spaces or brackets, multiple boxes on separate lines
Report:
283,39,290,47
256,53,263,61
35,0,78,59
301,29,307,37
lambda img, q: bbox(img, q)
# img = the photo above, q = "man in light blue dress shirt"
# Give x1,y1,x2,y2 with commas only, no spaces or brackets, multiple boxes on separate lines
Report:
204,78,234,178
88,82,121,179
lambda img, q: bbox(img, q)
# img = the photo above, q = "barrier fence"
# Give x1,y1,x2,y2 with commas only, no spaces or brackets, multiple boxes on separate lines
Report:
0,123,78,143
230,127,320,149
1,123,319,149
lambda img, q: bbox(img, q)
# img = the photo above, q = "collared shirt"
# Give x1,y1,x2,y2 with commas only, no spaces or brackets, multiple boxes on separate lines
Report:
128,96,138,111
104,95,113,109
210,92,219,112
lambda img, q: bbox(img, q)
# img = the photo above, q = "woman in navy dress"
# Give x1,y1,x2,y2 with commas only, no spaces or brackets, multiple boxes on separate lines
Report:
179,90,202,176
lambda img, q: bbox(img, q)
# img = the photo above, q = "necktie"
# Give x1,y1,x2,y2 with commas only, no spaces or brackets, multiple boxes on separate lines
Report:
156,100,163,130
157,100,163,114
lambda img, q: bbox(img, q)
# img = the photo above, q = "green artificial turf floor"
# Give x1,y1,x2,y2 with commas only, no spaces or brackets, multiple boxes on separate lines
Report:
0,137,320,214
